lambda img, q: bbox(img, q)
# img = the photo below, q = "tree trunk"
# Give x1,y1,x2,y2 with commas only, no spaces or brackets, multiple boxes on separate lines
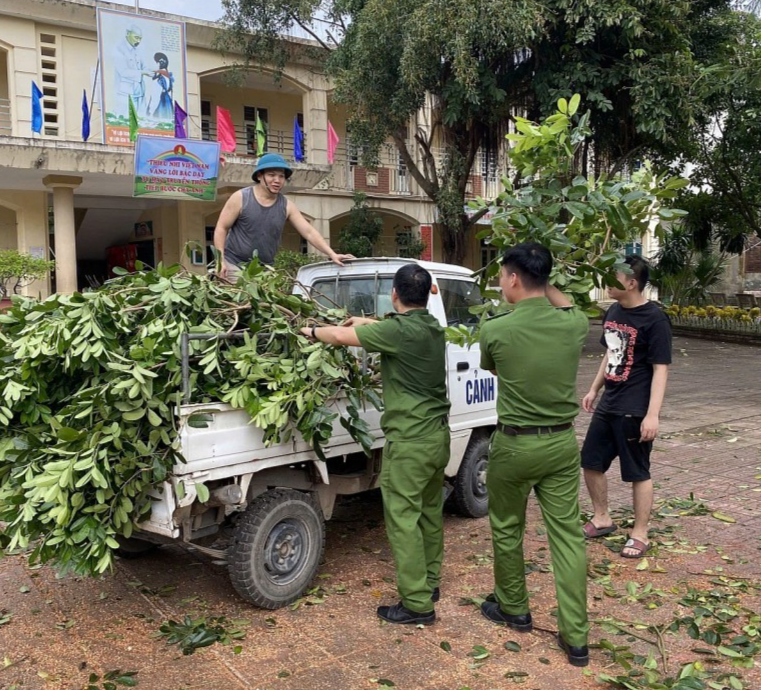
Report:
440,215,471,265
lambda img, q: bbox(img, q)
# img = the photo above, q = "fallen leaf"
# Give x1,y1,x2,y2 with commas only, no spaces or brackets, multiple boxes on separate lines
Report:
440,641,452,652
636,558,650,571
504,641,521,652
726,437,738,443
712,512,736,523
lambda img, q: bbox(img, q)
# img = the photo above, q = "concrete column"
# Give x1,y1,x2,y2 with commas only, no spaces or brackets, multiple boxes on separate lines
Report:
311,217,331,244
304,87,329,166
43,175,82,295
177,201,207,274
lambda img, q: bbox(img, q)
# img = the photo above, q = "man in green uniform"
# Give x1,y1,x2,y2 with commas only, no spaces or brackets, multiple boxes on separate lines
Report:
300,264,450,625
479,243,590,667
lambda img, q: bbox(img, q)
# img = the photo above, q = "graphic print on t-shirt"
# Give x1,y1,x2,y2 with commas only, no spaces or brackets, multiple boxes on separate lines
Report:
604,321,638,382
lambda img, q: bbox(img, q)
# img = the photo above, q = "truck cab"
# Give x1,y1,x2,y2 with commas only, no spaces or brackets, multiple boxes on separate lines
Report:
294,258,497,514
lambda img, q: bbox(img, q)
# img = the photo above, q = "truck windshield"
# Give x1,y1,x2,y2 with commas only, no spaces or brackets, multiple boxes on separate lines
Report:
438,278,483,326
311,276,395,316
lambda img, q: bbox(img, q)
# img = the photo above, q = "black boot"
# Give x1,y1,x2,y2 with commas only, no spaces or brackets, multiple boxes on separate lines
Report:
432,587,440,603
480,601,533,631
557,634,589,667
377,601,436,626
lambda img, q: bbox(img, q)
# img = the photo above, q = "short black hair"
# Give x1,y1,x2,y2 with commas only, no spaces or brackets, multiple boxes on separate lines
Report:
154,52,169,65
500,242,552,290
393,264,432,308
624,255,649,292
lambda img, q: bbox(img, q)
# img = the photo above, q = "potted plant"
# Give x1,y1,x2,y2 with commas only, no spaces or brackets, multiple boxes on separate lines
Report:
0,249,55,308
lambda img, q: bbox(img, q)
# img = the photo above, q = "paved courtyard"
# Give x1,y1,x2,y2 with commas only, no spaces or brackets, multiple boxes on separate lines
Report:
1,331,760,690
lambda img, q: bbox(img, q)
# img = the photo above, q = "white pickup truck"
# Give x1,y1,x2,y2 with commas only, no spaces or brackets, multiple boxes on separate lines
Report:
123,258,497,609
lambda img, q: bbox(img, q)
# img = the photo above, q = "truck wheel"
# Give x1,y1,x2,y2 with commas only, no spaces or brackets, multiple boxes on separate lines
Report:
228,488,325,609
115,536,159,559
452,434,490,518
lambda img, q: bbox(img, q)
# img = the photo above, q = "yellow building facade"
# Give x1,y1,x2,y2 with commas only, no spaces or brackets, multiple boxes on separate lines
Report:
0,0,509,299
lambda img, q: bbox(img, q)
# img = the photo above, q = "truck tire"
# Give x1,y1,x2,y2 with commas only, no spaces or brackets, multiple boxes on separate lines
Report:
452,434,490,518
115,536,159,559
228,488,325,609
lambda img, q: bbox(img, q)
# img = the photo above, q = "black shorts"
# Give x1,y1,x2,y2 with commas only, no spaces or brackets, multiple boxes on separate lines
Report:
580,412,652,482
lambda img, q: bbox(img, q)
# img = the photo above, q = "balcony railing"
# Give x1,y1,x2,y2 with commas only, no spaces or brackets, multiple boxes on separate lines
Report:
328,140,508,199
0,98,11,135
202,122,306,162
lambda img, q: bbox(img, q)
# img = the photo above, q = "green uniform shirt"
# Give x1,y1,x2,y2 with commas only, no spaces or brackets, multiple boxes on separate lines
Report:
356,309,450,441
479,296,589,427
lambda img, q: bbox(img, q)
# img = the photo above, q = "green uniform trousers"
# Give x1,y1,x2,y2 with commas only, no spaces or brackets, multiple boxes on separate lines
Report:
380,424,451,613
487,428,589,647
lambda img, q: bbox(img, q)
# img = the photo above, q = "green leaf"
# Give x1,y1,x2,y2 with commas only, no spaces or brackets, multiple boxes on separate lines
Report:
376,680,395,687
504,641,521,652
187,413,213,429
568,94,581,116
717,646,744,658
57,427,80,442
440,641,452,652
195,483,210,503
712,512,736,523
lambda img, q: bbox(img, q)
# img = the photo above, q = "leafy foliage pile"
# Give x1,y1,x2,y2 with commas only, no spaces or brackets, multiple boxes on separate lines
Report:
0,260,376,575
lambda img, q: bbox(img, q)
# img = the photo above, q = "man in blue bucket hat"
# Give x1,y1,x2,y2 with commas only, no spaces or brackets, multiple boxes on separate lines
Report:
213,153,354,278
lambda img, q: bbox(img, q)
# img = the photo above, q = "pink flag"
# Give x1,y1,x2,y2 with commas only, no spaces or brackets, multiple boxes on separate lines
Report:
216,106,236,153
327,120,340,164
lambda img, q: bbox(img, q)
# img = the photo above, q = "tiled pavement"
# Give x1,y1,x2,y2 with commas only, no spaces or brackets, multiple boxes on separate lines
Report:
1,331,760,690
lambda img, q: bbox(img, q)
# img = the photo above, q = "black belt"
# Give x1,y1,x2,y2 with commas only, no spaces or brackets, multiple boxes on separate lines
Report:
496,422,573,436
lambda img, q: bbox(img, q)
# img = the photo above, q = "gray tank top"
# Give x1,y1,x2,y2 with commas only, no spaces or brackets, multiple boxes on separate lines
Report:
224,187,288,266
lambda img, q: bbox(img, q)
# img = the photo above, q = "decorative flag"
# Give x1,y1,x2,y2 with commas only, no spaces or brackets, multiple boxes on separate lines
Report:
216,106,236,152
255,112,266,157
174,102,187,139
31,81,43,134
81,89,90,142
327,120,340,164
293,116,304,162
128,95,139,142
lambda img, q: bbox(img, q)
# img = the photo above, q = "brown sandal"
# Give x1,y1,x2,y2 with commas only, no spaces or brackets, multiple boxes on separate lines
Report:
582,521,617,539
621,537,650,558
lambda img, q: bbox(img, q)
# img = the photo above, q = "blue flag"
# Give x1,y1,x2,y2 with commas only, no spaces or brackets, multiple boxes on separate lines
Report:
293,116,304,162
81,89,90,142
31,81,43,134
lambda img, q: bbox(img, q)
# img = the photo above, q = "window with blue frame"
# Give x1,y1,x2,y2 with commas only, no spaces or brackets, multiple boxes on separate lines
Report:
625,242,643,256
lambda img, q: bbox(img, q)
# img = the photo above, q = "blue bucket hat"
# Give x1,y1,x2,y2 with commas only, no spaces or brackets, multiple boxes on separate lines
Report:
252,153,293,182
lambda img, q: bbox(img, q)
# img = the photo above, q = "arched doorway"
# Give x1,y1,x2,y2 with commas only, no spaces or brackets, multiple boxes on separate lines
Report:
329,208,426,259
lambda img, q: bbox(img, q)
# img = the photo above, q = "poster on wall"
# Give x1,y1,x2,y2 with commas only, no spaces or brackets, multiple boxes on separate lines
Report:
133,135,221,201
97,8,187,146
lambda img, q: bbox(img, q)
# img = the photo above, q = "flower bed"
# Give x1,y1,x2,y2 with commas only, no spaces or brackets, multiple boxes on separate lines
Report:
664,305,761,343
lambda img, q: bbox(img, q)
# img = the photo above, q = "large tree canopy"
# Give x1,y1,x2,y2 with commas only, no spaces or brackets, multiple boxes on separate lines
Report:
219,0,760,263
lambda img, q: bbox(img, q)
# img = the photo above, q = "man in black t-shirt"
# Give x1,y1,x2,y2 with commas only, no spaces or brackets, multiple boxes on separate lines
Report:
580,256,671,558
